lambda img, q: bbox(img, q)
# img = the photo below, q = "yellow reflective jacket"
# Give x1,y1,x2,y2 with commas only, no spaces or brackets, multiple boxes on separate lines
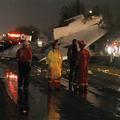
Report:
46,49,62,78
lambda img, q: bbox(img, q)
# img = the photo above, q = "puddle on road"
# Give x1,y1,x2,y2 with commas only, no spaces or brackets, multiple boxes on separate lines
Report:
5,70,18,103
48,92,61,120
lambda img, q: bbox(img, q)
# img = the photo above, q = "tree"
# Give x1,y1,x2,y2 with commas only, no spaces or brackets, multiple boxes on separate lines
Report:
76,0,85,15
92,6,100,16
14,25,40,42
59,0,85,25
101,5,113,31
60,6,71,21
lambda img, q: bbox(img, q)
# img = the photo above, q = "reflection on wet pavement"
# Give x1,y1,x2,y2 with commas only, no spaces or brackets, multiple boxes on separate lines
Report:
48,92,60,120
1,60,120,119
0,61,47,120
47,77,120,120
47,89,117,120
88,87,120,119
5,70,18,103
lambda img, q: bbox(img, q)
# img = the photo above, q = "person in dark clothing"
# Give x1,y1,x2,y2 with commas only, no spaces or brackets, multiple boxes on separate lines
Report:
16,41,32,114
67,39,78,91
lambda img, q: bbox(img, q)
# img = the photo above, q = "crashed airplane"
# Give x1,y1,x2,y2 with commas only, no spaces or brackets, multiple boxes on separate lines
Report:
53,15,107,58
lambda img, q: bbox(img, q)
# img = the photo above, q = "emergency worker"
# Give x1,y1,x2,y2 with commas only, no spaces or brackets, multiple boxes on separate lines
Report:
16,40,32,114
67,39,78,91
46,40,62,90
77,40,90,97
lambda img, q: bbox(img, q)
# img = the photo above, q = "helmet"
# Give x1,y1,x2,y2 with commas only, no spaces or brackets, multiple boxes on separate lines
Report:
78,40,86,48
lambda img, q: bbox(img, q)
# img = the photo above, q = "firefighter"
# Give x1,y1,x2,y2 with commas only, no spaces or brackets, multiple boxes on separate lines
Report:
67,39,78,91
16,40,32,114
77,40,90,97
46,40,62,90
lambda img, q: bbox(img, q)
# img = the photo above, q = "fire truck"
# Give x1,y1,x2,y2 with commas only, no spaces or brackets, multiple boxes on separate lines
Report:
3,32,32,45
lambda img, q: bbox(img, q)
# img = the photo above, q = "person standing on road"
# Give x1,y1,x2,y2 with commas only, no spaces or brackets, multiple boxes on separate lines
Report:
77,40,90,97
67,39,78,91
46,40,62,90
16,40,32,114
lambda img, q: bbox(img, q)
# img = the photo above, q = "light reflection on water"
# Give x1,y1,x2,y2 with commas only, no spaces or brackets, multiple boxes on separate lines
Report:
48,93,60,120
5,70,18,103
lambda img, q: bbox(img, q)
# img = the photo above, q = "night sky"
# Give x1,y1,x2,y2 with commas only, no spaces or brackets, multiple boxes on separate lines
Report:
0,0,119,33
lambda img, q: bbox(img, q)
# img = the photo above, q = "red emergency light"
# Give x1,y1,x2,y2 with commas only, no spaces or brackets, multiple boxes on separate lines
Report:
8,33,21,38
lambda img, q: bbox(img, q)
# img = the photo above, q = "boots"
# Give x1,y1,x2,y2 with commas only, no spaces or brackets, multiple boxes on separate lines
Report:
53,79,61,91
78,85,88,98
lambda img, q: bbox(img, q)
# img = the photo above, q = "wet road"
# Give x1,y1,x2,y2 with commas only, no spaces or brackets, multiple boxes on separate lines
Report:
0,60,47,120
88,68,120,118
48,90,118,120
0,60,120,120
